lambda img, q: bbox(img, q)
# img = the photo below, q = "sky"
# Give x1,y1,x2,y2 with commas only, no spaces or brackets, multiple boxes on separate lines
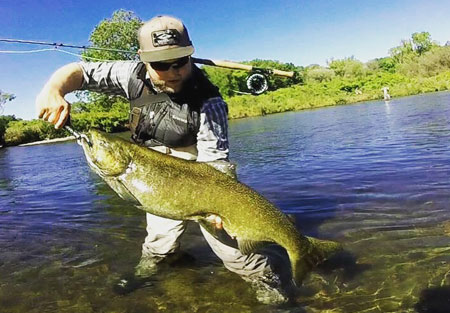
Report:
1,0,450,120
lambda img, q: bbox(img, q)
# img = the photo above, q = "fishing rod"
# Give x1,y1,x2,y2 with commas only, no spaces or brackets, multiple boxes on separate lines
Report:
0,38,296,95
0,38,135,54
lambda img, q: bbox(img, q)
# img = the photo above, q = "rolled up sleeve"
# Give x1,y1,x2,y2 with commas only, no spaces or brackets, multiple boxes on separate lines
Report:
78,61,139,99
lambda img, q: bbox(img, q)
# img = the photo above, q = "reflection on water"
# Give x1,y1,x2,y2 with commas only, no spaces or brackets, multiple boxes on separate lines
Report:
1,92,450,312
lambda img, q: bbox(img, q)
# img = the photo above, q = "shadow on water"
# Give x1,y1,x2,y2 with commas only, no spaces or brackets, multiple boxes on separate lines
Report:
317,250,372,282
415,286,450,313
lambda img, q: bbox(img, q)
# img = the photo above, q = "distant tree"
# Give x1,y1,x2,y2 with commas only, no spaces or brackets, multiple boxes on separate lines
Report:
0,90,15,113
389,32,438,64
306,67,335,82
389,39,414,63
328,56,365,78
0,115,17,145
411,32,434,55
376,57,397,73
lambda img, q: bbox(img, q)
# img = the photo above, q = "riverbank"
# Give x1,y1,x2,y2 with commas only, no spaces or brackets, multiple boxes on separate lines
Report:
3,74,450,147
227,71,450,118
18,136,75,147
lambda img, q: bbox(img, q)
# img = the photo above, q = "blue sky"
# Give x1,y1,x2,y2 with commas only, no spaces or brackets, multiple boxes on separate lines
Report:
1,0,450,120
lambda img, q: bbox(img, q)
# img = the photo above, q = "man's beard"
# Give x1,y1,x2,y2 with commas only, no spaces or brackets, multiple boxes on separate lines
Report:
152,78,185,94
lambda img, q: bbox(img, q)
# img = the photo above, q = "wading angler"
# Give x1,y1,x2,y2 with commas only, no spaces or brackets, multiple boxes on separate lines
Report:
36,15,341,304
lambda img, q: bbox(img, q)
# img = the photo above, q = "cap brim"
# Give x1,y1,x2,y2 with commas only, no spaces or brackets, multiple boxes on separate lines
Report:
140,46,194,62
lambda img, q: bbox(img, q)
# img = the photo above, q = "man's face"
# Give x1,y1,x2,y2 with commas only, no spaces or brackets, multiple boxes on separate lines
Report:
146,57,193,93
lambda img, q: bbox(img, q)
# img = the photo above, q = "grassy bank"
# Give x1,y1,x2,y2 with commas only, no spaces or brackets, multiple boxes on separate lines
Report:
227,71,450,118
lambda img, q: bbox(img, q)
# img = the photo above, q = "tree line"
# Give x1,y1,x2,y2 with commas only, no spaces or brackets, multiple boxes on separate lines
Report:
2,10,450,146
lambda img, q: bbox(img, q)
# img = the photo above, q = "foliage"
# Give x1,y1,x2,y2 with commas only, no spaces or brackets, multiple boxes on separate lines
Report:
305,66,335,82
411,32,435,55
3,119,67,146
373,57,397,73
328,57,366,78
397,46,450,77
82,9,142,62
0,115,17,145
75,10,143,122
71,97,129,133
201,66,247,97
227,69,450,119
389,31,438,64
202,59,304,97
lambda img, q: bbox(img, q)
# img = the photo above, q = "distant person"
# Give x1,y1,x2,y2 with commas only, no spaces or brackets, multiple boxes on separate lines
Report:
382,86,391,100
35,15,294,304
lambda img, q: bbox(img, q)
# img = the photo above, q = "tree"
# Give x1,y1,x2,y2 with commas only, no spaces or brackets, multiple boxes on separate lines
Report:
389,32,437,64
82,9,142,62
306,67,335,83
328,57,365,78
0,91,15,113
73,10,142,131
389,39,414,63
411,32,434,55
77,10,142,110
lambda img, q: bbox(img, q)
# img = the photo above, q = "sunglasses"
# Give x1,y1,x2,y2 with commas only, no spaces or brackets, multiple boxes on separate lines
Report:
150,56,190,71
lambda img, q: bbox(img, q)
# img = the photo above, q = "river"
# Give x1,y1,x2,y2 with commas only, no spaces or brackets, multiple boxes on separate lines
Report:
1,92,450,312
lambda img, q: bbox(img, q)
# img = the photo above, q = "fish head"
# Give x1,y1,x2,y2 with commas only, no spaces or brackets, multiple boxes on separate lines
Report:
81,129,132,177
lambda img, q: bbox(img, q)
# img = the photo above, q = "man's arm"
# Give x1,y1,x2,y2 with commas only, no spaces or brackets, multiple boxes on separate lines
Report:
196,96,230,162
196,97,237,178
35,63,84,128
36,61,140,128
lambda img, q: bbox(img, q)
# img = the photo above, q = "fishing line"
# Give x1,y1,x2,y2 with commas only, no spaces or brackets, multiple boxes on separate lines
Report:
0,48,56,54
0,47,120,61
0,38,136,54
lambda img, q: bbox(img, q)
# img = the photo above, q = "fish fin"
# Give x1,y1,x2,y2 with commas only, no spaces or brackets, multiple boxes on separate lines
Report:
237,239,269,255
306,236,343,264
197,219,239,249
290,236,343,285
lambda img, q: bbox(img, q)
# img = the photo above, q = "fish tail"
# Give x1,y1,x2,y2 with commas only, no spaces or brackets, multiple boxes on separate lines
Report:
289,237,342,285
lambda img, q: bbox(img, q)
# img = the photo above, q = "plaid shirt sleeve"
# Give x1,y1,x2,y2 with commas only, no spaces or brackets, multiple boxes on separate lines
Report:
196,96,230,162
78,61,140,99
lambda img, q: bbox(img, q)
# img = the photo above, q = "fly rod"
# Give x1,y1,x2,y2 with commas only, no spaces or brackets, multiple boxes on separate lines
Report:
1,38,297,94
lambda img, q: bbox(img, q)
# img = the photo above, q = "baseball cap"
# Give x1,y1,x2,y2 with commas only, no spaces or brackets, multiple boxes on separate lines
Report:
138,16,195,62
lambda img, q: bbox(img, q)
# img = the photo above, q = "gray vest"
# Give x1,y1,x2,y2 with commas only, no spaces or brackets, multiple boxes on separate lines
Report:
127,63,220,148
129,89,199,148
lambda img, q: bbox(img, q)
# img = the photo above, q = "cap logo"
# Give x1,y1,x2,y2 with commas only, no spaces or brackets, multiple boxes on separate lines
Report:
152,29,180,47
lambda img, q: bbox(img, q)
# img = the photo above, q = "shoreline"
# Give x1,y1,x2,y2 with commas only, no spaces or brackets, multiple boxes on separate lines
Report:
18,136,76,147
4,89,450,148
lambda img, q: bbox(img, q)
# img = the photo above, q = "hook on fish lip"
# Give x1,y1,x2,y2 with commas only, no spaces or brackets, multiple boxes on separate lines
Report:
64,126,92,147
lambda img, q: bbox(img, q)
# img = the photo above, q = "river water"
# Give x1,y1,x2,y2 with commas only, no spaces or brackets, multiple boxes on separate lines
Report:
1,92,450,312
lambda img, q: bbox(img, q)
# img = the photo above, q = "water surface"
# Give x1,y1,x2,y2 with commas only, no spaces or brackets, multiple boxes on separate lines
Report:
1,92,450,312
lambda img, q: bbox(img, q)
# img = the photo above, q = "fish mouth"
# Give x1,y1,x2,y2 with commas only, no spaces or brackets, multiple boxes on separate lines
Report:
79,135,107,178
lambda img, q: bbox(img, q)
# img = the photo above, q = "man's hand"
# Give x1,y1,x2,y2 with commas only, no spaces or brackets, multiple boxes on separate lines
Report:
206,214,223,229
36,89,70,129
35,62,83,129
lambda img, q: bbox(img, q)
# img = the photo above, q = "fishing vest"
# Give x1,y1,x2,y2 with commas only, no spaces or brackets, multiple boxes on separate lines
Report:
128,64,221,149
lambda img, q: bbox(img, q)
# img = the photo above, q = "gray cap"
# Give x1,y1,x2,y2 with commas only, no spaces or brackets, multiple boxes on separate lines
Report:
138,16,195,62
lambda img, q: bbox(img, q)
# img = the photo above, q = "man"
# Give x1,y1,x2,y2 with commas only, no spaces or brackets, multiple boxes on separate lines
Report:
36,15,292,304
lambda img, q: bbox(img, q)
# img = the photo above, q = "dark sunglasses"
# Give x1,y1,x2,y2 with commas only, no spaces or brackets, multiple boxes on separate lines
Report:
150,56,190,71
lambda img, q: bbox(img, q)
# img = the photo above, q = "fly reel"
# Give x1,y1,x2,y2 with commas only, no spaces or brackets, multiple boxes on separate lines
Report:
246,70,270,95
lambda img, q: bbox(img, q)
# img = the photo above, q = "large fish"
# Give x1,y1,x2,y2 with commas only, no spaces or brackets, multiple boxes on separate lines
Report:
81,129,341,285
